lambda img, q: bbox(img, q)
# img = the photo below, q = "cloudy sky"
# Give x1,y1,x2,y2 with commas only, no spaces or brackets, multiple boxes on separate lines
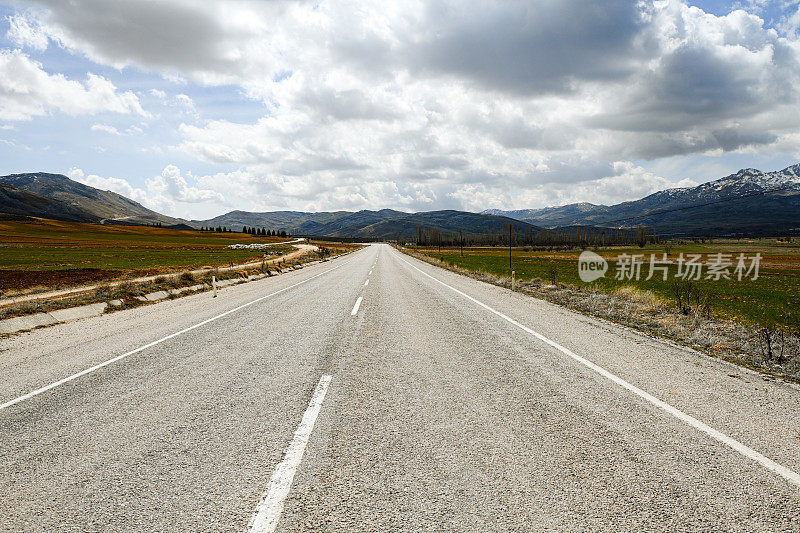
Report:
1,0,800,219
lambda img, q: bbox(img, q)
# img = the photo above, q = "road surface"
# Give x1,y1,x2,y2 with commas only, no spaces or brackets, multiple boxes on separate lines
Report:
1,244,799,531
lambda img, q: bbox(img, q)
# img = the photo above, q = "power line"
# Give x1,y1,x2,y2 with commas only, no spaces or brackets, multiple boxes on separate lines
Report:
594,182,800,227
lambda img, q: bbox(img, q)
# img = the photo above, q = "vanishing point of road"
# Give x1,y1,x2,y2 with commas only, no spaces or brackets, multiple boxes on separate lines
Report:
1,244,799,531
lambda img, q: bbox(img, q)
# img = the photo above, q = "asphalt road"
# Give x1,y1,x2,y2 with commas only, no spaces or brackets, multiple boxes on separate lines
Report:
1,244,799,532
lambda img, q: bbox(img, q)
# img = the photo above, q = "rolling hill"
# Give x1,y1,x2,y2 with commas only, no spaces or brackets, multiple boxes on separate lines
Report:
194,209,538,239
485,164,800,236
0,173,184,226
0,182,99,222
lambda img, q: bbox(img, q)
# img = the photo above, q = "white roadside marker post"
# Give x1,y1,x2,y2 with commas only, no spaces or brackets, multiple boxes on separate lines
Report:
212,276,217,297
512,270,516,291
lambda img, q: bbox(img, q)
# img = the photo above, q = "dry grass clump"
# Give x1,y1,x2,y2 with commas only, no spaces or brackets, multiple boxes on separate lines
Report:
0,300,43,319
94,284,114,300
613,286,664,312
114,281,138,296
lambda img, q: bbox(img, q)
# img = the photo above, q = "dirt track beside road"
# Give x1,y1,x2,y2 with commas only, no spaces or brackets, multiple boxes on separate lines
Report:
0,243,317,308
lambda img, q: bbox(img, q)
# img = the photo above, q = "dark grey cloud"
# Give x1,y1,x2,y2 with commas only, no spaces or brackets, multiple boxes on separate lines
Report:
399,0,649,94
24,0,269,78
459,111,577,150
589,42,800,133
407,154,470,171
602,128,782,161
520,158,614,186
711,129,779,151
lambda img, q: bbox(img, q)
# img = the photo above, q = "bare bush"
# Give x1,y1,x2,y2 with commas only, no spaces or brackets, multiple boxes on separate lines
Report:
670,280,710,316
94,284,114,299
755,325,786,364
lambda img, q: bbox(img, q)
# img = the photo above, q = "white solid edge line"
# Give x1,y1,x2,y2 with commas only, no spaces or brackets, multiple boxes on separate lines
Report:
394,250,800,489
248,375,332,533
351,296,363,316
364,279,369,287
0,261,351,411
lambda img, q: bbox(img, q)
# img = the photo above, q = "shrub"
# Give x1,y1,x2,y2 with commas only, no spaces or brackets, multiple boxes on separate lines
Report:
94,284,113,299
114,281,139,297
614,286,662,310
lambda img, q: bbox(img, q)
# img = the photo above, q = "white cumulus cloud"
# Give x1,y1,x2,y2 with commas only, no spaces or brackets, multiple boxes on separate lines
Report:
6,13,48,51
69,165,224,216
90,123,120,135
0,49,148,121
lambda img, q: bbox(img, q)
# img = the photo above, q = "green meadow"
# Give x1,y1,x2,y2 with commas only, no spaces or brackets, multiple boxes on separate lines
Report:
412,240,800,328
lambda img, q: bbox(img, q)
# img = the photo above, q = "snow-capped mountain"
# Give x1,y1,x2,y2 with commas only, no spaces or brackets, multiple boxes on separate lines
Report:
486,164,800,235
649,164,800,204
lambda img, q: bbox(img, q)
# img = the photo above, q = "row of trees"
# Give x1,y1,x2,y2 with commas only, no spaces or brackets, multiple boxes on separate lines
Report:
534,225,658,247
196,225,289,237
242,226,288,238
199,226,233,232
414,224,659,247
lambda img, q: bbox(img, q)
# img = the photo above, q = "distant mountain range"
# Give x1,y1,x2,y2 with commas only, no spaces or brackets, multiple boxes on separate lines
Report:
194,208,537,239
2,164,799,238
484,165,800,236
0,172,534,238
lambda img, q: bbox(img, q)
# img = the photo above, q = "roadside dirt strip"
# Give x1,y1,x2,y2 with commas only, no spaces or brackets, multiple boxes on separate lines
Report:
1,244,798,531
0,241,316,308
0,251,348,336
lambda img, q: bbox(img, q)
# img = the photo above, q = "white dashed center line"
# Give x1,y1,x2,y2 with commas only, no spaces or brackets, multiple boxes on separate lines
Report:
248,375,332,533
351,296,363,316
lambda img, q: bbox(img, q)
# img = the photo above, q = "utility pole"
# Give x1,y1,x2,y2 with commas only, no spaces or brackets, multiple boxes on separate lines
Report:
509,223,513,269
460,230,464,257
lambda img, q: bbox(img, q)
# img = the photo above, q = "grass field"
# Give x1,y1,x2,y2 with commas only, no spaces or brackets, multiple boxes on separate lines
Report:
0,218,295,290
412,240,800,328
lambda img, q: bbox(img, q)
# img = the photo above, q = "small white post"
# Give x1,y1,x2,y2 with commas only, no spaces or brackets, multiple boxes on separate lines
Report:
212,276,217,297
511,270,516,291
